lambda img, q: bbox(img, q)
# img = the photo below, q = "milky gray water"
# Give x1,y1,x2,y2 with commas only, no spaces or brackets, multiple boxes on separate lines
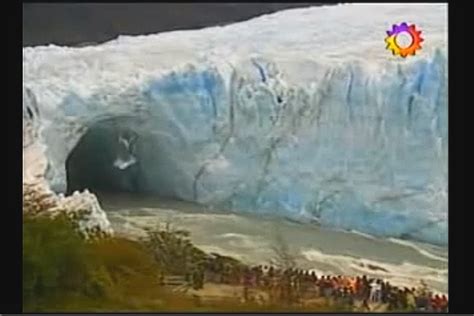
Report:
98,192,448,294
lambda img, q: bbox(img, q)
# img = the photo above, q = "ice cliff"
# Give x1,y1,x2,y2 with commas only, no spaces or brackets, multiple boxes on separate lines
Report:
22,4,448,245
23,118,113,236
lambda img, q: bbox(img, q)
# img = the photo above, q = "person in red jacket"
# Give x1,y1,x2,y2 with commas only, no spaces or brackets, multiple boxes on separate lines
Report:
430,294,442,312
440,294,448,312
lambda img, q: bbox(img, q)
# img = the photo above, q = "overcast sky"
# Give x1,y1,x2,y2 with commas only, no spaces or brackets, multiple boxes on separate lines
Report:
23,3,324,47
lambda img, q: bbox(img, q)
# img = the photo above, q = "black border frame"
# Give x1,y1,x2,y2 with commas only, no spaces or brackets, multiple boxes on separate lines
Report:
6,0,470,313
446,0,470,312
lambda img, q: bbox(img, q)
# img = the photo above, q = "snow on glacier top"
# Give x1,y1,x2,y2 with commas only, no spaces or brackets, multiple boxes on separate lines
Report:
23,3,448,112
23,3,447,73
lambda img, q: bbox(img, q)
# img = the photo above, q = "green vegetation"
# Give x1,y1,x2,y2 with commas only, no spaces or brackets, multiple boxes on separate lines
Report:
23,214,88,308
141,222,208,275
23,213,165,311
23,212,346,312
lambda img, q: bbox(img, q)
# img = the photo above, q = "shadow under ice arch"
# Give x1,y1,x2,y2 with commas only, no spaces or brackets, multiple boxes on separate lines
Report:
64,114,198,203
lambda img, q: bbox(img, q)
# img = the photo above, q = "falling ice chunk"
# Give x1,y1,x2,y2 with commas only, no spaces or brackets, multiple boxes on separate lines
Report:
113,156,137,170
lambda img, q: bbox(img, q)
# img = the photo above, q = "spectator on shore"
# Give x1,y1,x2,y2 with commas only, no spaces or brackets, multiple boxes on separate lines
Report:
370,279,382,303
242,267,252,302
431,294,443,312
440,294,448,312
381,281,388,303
353,276,363,299
195,261,446,311
415,291,430,311
361,297,371,311
340,287,353,307
406,288,416,310
397,289,407,310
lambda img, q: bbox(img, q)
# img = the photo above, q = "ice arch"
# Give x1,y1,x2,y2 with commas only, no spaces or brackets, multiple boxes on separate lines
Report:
65,116,193,200
66,117,144,195
23,4,448,245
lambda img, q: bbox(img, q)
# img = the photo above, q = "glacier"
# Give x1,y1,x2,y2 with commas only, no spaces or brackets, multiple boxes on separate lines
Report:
22,4,448,245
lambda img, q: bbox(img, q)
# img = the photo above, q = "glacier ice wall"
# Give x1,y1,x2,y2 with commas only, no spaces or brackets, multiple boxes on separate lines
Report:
23,4,448,245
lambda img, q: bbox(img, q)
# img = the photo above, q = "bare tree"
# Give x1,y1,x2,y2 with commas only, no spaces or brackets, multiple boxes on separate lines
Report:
269,227,297,270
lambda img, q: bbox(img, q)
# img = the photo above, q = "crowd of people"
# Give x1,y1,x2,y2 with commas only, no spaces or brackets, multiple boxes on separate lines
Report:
193,263,448,312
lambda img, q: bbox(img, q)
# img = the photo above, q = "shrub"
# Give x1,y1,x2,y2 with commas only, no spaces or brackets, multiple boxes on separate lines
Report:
141,222,208,275
85,237,161,299
23,213,89,309
23,213,163,311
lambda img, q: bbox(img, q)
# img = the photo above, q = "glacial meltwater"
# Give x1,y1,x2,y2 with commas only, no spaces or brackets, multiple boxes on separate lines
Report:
99,192,448,294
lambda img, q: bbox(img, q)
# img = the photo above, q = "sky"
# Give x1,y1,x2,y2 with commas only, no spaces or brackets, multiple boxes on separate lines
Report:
23,3,322,47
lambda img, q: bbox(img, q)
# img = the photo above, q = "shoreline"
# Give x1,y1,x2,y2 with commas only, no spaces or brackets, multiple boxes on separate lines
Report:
97,191,448,250
99,193,448,294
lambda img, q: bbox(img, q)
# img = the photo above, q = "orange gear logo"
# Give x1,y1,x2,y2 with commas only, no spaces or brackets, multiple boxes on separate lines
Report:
385,22,423,58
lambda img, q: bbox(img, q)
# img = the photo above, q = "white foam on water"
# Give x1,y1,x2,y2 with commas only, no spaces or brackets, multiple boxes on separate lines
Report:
348,229,377,240
388,237,448,263
218,233,267,249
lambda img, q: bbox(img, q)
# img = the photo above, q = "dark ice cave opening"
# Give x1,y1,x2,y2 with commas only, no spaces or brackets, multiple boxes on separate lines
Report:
66,117,220,211
66,116,193,207
65,116,220,215
66,118,144,196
